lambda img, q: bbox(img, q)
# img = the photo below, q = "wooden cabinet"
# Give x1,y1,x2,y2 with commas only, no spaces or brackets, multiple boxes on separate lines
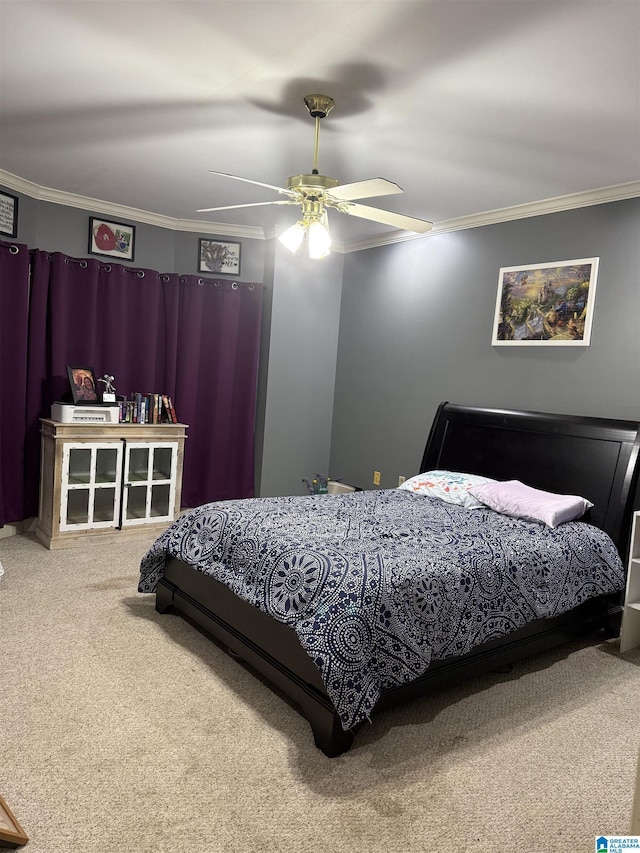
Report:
620,511,640,652
36,419,187,549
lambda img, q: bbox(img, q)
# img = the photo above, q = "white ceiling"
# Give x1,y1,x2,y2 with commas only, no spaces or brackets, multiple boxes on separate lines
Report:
1,0,639,247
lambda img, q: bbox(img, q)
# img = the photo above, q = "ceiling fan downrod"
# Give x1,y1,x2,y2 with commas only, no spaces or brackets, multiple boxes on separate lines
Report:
303,94,334,174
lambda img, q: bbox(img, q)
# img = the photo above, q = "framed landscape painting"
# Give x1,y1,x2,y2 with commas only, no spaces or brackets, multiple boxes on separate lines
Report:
491,257,599,346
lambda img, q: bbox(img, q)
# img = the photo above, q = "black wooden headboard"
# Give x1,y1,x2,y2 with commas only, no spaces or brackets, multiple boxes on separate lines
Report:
420,402,640,557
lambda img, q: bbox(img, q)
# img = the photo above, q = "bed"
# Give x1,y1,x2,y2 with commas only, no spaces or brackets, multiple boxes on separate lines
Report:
138,402,640,756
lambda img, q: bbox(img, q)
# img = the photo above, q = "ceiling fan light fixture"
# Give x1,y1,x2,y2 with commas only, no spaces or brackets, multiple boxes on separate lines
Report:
307,215,332,259
279,221,306,253
279,211,331,259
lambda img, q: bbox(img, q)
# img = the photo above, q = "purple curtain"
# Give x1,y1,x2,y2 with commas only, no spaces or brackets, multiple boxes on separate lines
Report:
174,277,262,506
4,250,262,524
0,241,30,526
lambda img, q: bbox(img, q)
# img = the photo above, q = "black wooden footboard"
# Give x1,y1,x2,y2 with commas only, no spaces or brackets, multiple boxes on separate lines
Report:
156,558,620,757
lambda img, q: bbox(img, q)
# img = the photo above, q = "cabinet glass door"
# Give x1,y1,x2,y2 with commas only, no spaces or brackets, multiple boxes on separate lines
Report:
121,442,177,525
60,443,122,530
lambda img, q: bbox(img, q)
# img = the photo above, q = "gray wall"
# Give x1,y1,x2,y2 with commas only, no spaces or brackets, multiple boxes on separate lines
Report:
330,198,640,491
258,241,344,496
4,190,266,279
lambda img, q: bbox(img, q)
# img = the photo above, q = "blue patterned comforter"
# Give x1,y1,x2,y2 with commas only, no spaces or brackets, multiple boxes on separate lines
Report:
138,489,625,730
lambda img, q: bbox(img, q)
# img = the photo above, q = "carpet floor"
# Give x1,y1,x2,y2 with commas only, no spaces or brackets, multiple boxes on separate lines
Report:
1,531,639,852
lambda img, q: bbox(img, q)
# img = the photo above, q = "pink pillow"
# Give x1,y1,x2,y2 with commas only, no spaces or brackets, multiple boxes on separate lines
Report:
468,480,593,527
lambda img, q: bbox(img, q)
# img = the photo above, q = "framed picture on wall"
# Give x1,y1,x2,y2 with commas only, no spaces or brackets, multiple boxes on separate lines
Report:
0,190,18,239
88,217,136,261
198,239,241,275
67,365,100,404
491,257,599,346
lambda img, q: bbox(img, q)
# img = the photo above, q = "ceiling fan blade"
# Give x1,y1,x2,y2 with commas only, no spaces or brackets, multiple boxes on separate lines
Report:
338,202,433,234
197,200,294,213
208,170,295,197
327,178,404,202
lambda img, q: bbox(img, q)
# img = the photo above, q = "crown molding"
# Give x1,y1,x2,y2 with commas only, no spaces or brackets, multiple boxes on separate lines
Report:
1,169,638,253
343,181,640,252
174,218,264,239
0,169,265,240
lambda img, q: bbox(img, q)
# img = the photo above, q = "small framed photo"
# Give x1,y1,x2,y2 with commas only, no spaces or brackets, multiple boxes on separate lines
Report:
491,257,599,346
0,191,18,239
67,365,100,404
88,217,136,261
198,239,241,275
0,794,29,848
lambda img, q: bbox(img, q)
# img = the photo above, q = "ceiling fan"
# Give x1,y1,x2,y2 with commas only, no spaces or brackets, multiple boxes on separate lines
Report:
197,94,433,259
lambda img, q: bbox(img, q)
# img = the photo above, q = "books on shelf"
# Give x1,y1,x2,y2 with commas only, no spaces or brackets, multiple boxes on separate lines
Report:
162,394,178,424
119,392,179,424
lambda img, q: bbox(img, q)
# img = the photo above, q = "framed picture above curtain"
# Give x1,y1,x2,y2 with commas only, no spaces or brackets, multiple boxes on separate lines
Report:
491,257,599,346
88,217,136,261
198,239,241,275
0,190,18,238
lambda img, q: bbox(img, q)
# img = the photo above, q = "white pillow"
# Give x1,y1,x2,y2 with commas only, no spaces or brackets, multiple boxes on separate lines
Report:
398,470,497,509
468,480,593,527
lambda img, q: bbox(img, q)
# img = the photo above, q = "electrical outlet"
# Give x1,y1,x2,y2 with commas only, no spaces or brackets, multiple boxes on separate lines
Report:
398,475,405,486
373,470,381,486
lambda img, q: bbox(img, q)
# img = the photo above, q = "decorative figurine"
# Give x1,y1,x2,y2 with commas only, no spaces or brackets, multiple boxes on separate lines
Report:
98,374,117,402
